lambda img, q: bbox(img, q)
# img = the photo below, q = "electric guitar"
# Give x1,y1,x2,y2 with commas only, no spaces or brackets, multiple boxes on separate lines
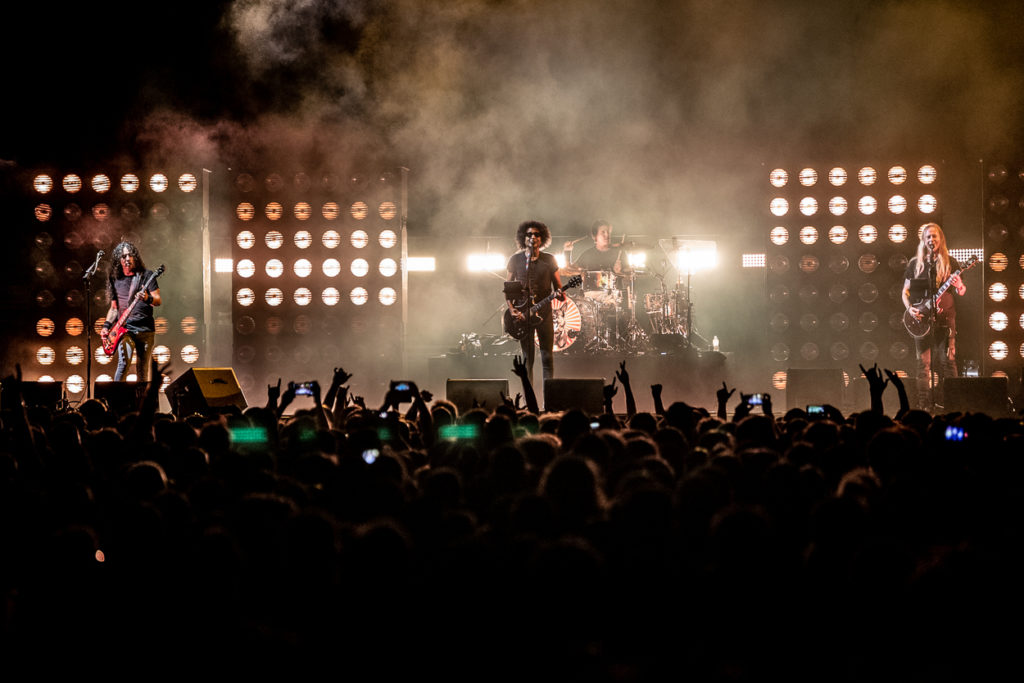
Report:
503,275,582,340
903,256,977,339
103,265,165,355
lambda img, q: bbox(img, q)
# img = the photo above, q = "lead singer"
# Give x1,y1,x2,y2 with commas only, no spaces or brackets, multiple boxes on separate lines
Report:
506,220,564,386
902,223,966,411
101,241,162,382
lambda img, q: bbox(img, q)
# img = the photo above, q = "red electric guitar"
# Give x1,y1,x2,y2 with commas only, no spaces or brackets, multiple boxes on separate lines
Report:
103,265,164,355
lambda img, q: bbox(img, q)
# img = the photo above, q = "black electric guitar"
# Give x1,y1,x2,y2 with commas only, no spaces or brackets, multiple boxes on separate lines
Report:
503,275,582,340
103,265,165,355
903,255,977,339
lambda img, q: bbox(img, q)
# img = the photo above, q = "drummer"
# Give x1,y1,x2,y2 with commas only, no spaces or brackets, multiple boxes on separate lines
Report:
563,220,623,302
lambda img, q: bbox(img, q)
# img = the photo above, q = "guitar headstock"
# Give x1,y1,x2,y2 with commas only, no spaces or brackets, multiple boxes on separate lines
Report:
565,275,582,289
155,264,166,276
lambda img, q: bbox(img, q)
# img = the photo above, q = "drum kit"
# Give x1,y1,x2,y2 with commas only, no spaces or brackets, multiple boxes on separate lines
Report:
548,263,695,354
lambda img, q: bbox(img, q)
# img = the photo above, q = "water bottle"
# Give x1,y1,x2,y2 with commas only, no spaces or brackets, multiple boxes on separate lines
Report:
712,335,719,352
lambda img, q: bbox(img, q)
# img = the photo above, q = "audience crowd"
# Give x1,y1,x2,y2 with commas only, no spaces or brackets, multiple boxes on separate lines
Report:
1,358,1021,680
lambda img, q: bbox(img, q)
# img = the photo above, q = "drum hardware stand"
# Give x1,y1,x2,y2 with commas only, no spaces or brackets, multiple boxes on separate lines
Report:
620,269,650,352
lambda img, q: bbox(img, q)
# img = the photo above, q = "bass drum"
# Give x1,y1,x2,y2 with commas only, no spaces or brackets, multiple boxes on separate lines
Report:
548,295,599,353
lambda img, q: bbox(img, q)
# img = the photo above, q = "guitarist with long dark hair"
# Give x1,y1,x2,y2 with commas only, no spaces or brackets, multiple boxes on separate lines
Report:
101,241,162,382
901,223,966,411
506,221,564,388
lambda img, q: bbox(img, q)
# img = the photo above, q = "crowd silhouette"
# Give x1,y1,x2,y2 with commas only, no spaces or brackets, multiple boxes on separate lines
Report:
1,358,1021,680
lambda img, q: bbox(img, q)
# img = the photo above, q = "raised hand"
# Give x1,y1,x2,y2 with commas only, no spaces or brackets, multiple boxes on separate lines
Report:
615,360,630,386
332,366,353,386
268,378,282,402
512,354,529,379
717,381,735,404
603,377,619,400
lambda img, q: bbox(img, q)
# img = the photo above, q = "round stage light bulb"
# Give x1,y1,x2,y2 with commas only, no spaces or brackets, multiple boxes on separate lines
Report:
266,259,284,278
829,226,848,244
769,227,788,245
379,201,398,220
65,346,84,365
236,259,255,278
859,225,878,243
799,168,817,186
888,166,907,184
322,230,341,248
351,230,369,248
237,202,255,221
181,345,200,364
293,259,312,277
236,288,255,306
37,318,55,337
799,197,818,216
293,287,312,306
265,288,284,306
828,168,847,186
350,287,368,305
34,174,53,194
888,224,908,243
121,174,140,192
149,173,168,192
37,346,56,365
350,201,369,220
294,230,312,248
769,198,788,216
828,197,847,216
379,230,397,248
63,174,82,193
858,167,877,185
322,202,339,220
153,345,171,364
888,195,907,214
379,287,397,305
265,202,283,221
858,196,877,215
918,165,937,184
379,258,398,276
323,258,341,277
265,230,284,249
322,287,340,305
918,195,937,213
769,169,788,187
989,282,1008,301
237,231,255,249
95,347,113,365
351,258,369,277
65,375,85,394
178,173,197,192
989,312,1009,331
989,341,1009,361
799,226,818,245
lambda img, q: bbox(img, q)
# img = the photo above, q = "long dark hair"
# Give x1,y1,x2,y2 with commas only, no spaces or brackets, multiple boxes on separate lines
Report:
106,241,146,302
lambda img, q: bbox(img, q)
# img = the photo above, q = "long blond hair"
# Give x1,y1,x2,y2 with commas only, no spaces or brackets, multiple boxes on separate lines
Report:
913,223,951,284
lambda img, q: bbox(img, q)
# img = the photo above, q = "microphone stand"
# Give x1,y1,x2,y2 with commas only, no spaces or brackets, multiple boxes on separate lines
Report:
82,250,104,400
927,256,938,410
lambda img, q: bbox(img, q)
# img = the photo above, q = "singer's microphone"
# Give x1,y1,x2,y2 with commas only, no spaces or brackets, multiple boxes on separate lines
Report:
83,249,104,279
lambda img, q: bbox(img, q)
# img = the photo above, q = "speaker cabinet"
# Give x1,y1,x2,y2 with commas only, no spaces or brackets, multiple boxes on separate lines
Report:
786,368,844,410
4,381,64,411
543,378,605,414
943,376,1009,415
446,379,509,414
165,368,247,418
94,381,146,416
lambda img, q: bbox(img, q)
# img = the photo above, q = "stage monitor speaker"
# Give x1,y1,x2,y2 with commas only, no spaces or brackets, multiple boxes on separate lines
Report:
943,376,1010,415
166,368,247,418
786,368,844,410
4,381,63,411
94,381,146,416
544,378,605,414
446,379,509,414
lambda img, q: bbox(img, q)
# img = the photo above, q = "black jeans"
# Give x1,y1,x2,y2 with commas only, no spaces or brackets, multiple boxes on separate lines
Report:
114,330,156,382
518,312,554,390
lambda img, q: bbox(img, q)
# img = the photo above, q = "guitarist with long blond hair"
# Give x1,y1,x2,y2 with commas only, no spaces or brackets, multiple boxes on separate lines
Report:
101,241,162,382
902,223,966,411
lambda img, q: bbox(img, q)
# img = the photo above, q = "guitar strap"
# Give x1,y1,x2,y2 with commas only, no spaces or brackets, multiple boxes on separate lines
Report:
123,273,142,312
